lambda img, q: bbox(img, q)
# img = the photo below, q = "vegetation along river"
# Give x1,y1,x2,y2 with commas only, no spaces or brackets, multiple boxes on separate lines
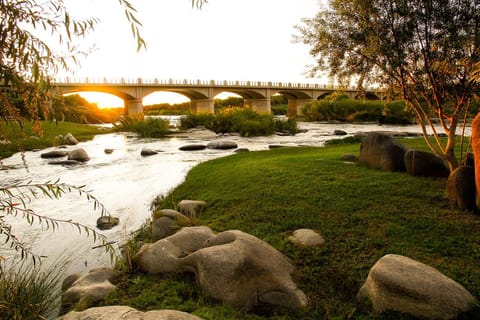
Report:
0,119,466,275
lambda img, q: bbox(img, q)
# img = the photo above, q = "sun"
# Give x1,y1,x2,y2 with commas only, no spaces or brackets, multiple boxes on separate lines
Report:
71,92,124,109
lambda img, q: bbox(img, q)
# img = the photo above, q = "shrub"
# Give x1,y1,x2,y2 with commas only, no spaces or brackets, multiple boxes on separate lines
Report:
180,113,216,130
115,116,170,137
0,259,65,319
274,117,298,134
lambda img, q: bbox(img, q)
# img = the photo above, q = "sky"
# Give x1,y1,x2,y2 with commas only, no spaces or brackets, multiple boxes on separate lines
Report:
59,0,328,107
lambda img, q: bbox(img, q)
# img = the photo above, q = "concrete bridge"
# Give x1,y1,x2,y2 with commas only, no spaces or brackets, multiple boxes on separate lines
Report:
53,78,385,116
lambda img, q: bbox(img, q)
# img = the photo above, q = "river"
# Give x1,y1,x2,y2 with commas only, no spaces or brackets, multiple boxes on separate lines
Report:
0,120,468,275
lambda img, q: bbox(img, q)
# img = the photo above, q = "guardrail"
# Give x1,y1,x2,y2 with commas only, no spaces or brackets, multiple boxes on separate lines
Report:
52,77,379,91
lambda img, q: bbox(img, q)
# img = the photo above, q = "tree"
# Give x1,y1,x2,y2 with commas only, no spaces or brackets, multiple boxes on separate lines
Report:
296,0,480,171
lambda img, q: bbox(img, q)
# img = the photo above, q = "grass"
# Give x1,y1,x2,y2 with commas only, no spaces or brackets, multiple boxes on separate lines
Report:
0,120,113,159
101,139,479,319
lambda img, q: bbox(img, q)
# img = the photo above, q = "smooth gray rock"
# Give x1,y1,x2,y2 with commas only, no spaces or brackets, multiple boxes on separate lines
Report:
96,216,120,230
152,209,188,241
359,133,407,172
182,230,308,311
141,148,159,156
63,133,79,145
61,268,116,311
358,254,477,319
289,229,325,246
334,129,347,135
67,148,90,162
207,140,238,150
446,165,476,211
41,150,69,158
179,144,207,151
57,306,204,320
404,149,449,177
177,199,206,217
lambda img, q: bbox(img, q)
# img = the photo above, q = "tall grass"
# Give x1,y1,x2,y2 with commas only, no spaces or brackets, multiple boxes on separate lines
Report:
114,116,171,138
0,259,66,319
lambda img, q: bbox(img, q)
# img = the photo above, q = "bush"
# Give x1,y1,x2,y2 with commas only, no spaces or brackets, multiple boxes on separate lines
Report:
115,116,170,137
180,113,216,130
0,260,65,319
302,98,413,124
274,117,298,134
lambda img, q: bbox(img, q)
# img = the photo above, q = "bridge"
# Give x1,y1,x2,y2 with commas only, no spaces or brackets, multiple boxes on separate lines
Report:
52,78,385,116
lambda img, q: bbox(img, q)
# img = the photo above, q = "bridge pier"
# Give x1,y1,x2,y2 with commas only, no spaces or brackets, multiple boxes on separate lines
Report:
191,99,214,113
287,99,316,116
125,99,143,116
244,98,271,114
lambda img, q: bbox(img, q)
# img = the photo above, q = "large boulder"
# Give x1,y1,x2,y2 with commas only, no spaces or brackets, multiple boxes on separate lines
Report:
63,133,79,145
358,254,477,319
57,305,204,320
152,209,188,241
135,226,216,274
359,133,408,172
404,150,449,177
179,144,207,151
181,230,308,311
61,268,116,312
67,148,90,162
446,165,476,211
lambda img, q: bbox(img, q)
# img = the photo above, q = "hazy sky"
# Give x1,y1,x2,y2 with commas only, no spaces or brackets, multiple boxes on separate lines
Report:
60,0,327,106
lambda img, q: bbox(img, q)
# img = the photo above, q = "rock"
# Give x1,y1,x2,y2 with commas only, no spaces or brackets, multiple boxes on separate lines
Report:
207,140,238,150
177,199,206,217
182,230,308,311
289,229,325,246
358,254,477,319
334,129,347,135
104,148,114,154
269,144,289,149
67,148,90,162
48,160,83,166
404,150,449,177
276,131,293,136
63,133,79,145
135,226,216,274
152,209,188,241
359,133,408,172
472,113,480,207
179,144,207,151
61,268,116,312
140,148,159,156
41,150,69,158
446,165,476,211
341,153,358,162
57,305,204,320
96,216,120,230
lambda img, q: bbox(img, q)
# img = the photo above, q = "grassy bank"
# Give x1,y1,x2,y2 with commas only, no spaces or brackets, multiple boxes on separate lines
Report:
0,121,112,159
103,140,479,319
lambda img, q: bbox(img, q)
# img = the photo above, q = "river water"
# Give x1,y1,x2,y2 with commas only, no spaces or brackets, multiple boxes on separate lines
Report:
0,120,469,275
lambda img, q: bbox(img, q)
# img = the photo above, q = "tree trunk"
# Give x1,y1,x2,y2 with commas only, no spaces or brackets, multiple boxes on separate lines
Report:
471,113,480,207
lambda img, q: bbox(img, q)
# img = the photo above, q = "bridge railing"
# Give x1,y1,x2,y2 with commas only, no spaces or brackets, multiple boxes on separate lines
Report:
53,77,379,91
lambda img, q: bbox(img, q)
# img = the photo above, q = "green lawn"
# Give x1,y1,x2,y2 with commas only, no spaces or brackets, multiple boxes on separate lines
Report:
103,141,480,319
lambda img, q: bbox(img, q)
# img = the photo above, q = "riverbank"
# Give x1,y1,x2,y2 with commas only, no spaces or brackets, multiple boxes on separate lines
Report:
0,121,113,159
97,141,480,319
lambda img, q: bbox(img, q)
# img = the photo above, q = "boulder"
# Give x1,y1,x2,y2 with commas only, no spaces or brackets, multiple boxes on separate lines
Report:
96,215,120,230
179,144,207,151
359,133,408,172
63,133,79,145
67,148,90,162
104,148,114,154
135,226,216,274
177,199,206,217
207,140,238,150
472,113,480,206
289,229,325,246
57,305,204,320
446,165,476,211
61,268,116,312
334,129,347,136
41,150,69,158
358,254,477,319
404,150,449,177
152,209,188,241
141,148,159,156
182,230,308,311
